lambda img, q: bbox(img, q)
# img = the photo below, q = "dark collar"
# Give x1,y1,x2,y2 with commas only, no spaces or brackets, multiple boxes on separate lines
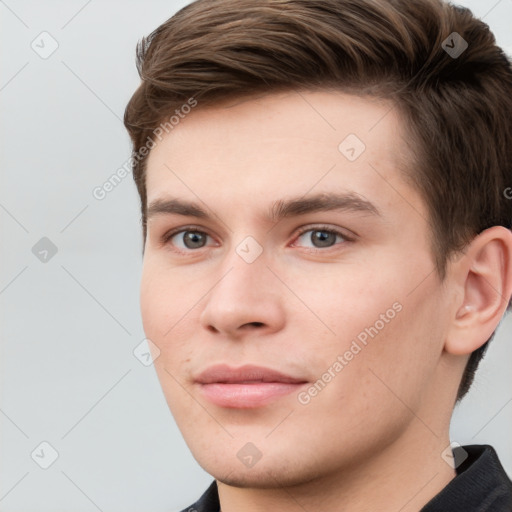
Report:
183,445,512,512
420,444,512,511
186,478,219,512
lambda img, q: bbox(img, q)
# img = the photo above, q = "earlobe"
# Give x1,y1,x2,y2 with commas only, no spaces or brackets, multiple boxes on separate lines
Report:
445,226,512,356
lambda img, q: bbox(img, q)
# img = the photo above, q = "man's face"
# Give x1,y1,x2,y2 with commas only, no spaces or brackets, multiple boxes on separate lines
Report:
141,90,453,486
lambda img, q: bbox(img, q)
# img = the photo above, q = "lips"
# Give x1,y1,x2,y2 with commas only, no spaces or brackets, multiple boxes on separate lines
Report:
194,364,309,408
194,364,307,385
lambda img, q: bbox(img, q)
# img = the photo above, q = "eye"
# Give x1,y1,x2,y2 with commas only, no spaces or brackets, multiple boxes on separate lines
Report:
292,225,351,250
161,224,353,254
163,228,215,251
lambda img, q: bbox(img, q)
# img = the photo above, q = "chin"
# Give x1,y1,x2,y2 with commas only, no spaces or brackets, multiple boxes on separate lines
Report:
196,452,328,490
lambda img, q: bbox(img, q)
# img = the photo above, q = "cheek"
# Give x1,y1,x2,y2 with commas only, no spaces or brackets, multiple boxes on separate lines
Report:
339,284,445,409
296,296,442,445
140,271,197,410
140,263,180,362
288,263,403,349
139,262,202,371
139,258,188,332
307,262,444,394
139,269,164,339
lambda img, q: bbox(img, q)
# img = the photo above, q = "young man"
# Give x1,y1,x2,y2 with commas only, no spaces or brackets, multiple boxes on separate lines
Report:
123,0,512,510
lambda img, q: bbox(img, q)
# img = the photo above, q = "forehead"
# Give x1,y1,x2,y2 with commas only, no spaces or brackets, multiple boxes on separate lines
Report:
144,90,420,220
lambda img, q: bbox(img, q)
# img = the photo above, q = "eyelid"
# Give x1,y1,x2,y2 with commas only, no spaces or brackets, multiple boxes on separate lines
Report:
289,224,355,252
160,225,217,246
160,223,356,252
292,224,356,242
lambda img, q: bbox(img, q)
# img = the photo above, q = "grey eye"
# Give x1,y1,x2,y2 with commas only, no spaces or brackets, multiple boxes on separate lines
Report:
311,230,337,247
296,229,344,248
172,231,209,249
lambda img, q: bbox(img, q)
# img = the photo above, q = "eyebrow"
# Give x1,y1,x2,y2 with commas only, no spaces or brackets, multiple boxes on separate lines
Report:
146,192,381,223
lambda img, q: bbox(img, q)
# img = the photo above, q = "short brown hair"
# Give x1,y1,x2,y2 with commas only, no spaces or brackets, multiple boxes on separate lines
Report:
123,0,512,401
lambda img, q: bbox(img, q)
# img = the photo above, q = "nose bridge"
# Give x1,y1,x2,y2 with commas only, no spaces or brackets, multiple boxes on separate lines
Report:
215,224,268,285
199,233,284,335
212,234,270,306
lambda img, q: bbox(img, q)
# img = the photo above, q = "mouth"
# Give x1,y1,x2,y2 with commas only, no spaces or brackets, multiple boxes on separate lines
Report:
197,381,308,408
194,364,309,409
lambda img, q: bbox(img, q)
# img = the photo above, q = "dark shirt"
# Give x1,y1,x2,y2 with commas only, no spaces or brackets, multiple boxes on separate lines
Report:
179,445,512,512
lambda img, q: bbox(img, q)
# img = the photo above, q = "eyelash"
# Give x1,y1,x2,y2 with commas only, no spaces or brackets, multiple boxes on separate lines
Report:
292,225,354,252
160,224,354,254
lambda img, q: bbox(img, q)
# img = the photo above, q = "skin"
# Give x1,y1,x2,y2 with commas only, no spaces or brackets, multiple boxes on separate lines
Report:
140,90,512,511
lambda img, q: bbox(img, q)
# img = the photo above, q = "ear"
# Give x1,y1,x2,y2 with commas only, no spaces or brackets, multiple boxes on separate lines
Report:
445,226,512,355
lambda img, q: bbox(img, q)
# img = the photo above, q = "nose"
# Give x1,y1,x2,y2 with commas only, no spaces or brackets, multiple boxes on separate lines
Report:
198,244,285,339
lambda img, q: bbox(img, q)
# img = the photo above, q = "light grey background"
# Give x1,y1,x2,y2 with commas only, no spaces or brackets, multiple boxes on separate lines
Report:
1,1,511,511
